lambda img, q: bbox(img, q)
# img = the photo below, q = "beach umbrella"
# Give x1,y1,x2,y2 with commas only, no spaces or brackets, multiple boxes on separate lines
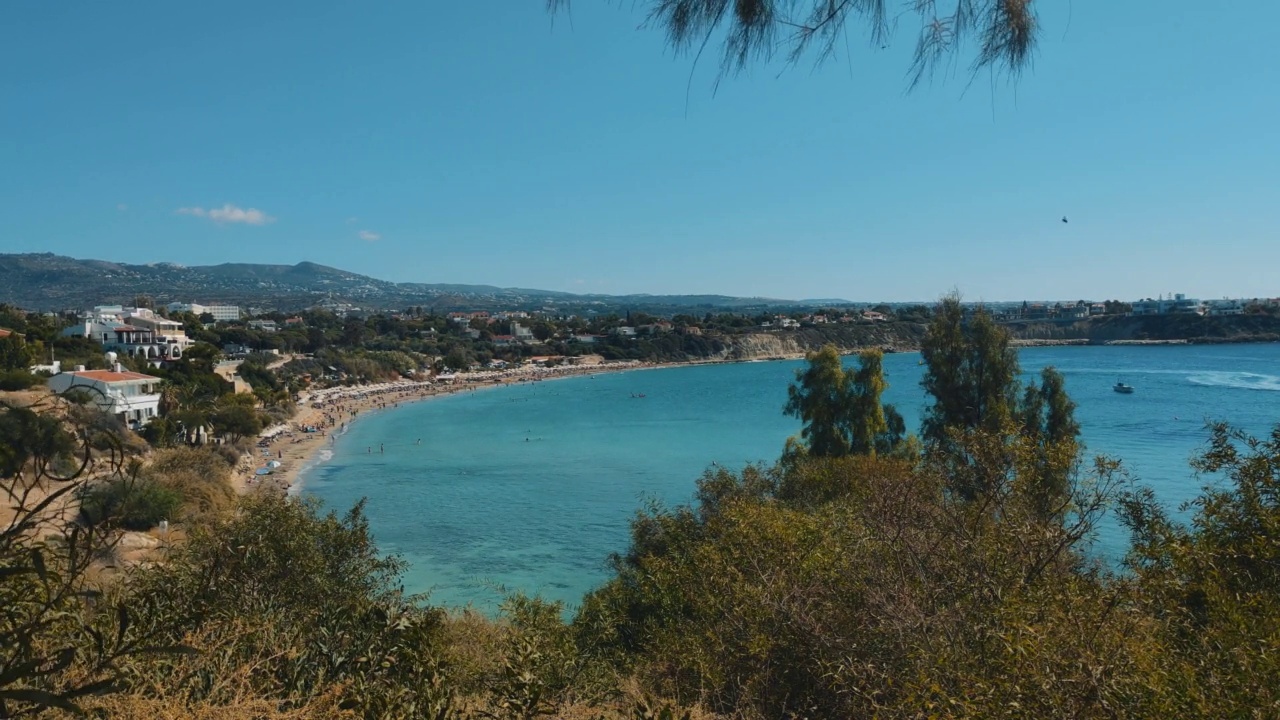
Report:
255,468,273,476
267,460,282,468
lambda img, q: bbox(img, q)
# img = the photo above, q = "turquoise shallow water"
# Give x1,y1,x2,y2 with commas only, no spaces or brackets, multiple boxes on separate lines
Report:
303,344,1280,612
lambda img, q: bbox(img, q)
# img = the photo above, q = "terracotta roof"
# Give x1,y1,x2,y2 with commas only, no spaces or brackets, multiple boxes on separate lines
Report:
0,328,13,337
67,370,160,383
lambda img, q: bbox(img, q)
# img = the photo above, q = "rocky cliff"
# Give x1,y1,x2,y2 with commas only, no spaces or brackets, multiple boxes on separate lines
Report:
721,324,929,360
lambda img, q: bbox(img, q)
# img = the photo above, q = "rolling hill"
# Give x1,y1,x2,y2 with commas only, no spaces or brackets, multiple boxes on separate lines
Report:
0,253,853,314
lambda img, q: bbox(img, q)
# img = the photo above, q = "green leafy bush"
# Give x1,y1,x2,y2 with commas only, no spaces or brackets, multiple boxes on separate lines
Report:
79,477,182,530
0,369,40,391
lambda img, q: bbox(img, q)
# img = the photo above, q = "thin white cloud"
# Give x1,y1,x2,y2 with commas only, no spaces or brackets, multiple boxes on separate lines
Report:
346,216,358,225
176,203,275,225
358,230,380,242
116,203,128,212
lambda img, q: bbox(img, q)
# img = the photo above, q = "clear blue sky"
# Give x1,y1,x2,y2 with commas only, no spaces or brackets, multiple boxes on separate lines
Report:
2,2,1277,302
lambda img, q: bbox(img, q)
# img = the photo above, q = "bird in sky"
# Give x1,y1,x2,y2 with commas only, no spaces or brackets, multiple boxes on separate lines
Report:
1062,216,1069,224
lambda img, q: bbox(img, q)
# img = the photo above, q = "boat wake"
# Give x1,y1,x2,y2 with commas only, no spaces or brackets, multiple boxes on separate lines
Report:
1187,371,1280,392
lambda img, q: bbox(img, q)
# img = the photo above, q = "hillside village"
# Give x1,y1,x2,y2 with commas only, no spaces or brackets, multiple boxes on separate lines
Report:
0,290,1276,443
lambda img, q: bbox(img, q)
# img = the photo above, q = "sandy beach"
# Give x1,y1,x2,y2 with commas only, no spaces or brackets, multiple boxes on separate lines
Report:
234,359,653,495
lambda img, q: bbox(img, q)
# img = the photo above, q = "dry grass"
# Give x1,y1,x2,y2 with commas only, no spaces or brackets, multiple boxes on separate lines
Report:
144,447,237,526
437,608,509,690
81,690,354,719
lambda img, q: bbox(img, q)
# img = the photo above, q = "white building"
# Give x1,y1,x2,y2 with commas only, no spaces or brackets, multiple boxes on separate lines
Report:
47,365,163,429
512,322,536,343
1131,294,1204,316
92,305,126,317
166,302,241,322
247,319,278,332
1206,299,1245,316
62,319,183,363
125,310,190,348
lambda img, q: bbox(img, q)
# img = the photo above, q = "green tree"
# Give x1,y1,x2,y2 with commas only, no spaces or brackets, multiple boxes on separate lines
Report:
444,348,471,371
341,318,367,346
920,296,1021,445
877,403,910,457
0,334,33,371
0,401,76,480
531,320,556,341
784,345,853,457
210,403,264,443
784,345,894,459
1017,366,1081,520
847,348,888,456
919,296,1023,499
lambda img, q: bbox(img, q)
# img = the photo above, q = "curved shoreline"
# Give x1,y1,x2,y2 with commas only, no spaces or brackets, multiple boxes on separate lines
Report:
239,360,663,495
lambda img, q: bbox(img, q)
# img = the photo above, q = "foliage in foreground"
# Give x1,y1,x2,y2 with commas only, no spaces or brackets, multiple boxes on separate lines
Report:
570,424,1280,718
6,424,1280,717
1,394,186,718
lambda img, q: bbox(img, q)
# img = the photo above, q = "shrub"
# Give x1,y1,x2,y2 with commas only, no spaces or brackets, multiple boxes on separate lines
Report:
118,494,454,716
79,477,182,530
574,448,1130,718
0,368,40,391
209,441,244,466
145,447,238,526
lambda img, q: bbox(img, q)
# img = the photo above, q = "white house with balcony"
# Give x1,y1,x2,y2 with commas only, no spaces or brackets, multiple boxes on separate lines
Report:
62,319,183,364
47,365,163,429
125,311,190,351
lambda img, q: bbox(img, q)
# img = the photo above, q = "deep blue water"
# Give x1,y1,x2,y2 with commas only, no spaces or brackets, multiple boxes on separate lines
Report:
303,344,1280,611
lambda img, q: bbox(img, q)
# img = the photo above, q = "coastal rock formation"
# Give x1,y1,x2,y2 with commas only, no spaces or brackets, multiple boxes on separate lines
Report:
723,324,929,360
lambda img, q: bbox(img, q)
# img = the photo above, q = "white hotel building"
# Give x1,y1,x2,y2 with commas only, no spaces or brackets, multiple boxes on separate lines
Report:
166,302,242,322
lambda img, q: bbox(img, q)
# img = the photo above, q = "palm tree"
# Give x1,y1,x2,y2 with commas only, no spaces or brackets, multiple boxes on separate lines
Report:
156,380,183,417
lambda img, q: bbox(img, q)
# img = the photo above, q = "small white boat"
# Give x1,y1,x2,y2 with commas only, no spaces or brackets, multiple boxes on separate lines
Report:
1113,381,1135,394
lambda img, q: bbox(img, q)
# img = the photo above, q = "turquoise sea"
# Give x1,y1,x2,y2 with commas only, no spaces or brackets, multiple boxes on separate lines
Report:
302,344,1280,612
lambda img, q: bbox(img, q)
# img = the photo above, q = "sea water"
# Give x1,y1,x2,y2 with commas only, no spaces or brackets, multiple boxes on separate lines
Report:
303,344,1280,611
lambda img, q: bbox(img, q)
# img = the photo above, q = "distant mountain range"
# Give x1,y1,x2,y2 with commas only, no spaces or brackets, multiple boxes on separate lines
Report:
0,253,854,314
